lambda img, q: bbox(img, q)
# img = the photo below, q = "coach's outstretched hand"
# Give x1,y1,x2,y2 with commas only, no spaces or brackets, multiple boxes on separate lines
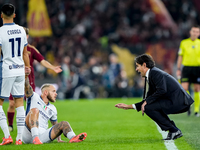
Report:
115,103,133,110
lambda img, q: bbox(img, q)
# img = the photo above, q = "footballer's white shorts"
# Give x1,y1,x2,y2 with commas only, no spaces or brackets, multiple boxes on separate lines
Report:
22,125,54,144
0,75,25,99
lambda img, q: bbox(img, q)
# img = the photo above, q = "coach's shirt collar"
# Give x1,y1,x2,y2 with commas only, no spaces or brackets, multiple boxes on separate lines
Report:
145,69,150,81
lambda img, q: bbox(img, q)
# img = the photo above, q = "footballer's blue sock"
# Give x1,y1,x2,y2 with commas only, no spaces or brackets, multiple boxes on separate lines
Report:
16,106,25,140
0,105,10,138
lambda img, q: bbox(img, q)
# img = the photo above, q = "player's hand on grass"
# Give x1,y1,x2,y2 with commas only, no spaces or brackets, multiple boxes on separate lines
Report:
57,136,65,143
115,103,130,110
57,139,65,143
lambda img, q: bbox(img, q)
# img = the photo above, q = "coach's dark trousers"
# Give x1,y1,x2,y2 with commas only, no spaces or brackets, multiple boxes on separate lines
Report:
135,99,190,131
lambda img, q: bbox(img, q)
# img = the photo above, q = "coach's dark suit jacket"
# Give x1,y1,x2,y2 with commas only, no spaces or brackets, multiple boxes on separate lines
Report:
135,67,194,114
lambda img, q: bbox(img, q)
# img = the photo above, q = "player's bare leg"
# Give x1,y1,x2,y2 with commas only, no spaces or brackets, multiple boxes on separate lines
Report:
50,121,87,143
25,108,42,144
0,98,13,145
51,121,74,139
13,97,25,145
7,100,15,132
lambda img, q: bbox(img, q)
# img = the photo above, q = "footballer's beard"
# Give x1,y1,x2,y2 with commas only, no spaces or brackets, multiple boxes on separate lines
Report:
47,93,55,103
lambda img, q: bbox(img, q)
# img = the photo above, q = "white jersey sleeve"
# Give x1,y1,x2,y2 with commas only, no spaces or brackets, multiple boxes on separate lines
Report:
0,23,28,78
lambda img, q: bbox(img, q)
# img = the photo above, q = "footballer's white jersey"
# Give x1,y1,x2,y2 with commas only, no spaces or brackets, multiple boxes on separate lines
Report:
26,92,57,130
0,23,28,78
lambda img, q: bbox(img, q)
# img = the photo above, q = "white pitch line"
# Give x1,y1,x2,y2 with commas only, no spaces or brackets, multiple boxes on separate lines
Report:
155,123,179,150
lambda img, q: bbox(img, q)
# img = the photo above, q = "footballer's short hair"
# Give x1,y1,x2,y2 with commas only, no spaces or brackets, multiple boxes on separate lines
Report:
1,3,15,17
41,84,52,92
135,54,155,69
23,27,29,35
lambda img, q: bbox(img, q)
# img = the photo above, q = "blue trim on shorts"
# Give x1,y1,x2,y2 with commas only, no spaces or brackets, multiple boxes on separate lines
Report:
0,96,9,100
25,122,31,132
50,119,57,122
12,95,24,98
25,94,34,116
49,127,54,141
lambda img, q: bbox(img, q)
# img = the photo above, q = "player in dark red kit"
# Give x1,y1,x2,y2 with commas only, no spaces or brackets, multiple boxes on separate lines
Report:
7,27,62,131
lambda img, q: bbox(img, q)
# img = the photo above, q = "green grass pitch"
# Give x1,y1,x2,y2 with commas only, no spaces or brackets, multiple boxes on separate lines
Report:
0,98,199,150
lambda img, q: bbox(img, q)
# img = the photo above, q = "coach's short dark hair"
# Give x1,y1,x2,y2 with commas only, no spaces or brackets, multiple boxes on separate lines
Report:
191,25,200,29
135,54,155,69
1,3,15,16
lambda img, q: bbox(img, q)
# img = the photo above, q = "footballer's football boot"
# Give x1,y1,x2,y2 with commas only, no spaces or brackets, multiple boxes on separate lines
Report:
69,132,87,143
0,136,13,145
15,139,22,145
33,136,43,145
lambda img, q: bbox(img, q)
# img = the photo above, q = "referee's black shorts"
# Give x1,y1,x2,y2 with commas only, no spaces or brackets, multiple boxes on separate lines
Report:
181,66,200,84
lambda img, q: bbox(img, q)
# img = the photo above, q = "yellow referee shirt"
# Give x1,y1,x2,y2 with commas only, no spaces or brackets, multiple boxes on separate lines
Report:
178,38,200,66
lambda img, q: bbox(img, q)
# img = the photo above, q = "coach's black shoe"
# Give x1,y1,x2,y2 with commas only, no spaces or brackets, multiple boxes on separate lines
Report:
163,130,183,140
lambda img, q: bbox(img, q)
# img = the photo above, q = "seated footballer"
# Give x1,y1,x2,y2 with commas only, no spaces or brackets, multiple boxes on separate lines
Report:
22,67,87,144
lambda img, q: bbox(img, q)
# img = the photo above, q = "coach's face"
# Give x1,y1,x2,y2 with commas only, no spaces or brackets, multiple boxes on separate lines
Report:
190,27,200,40
136,62,147,77
47,85,57,103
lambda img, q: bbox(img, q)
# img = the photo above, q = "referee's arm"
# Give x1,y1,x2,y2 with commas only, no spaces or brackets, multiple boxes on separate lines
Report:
176,55,183,78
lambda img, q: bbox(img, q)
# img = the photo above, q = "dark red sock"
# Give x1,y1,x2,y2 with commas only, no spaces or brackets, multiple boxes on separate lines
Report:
7,112,15,126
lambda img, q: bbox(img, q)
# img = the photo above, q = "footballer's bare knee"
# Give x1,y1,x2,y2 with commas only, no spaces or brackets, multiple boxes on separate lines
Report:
60,121,69,126
9,100,15,109
26,108,39,128
57,121,70,129
30,108,39,115
61,121,72,134
54,121,71,133
14,97,24,107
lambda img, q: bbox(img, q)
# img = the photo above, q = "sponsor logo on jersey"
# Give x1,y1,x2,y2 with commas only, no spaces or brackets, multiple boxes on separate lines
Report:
9,64,24,70
39,110,49,120
48,110,52,116
7,29,21,35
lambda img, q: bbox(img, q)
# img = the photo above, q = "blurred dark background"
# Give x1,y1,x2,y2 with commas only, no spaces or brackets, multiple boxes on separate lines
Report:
0,0,199,99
